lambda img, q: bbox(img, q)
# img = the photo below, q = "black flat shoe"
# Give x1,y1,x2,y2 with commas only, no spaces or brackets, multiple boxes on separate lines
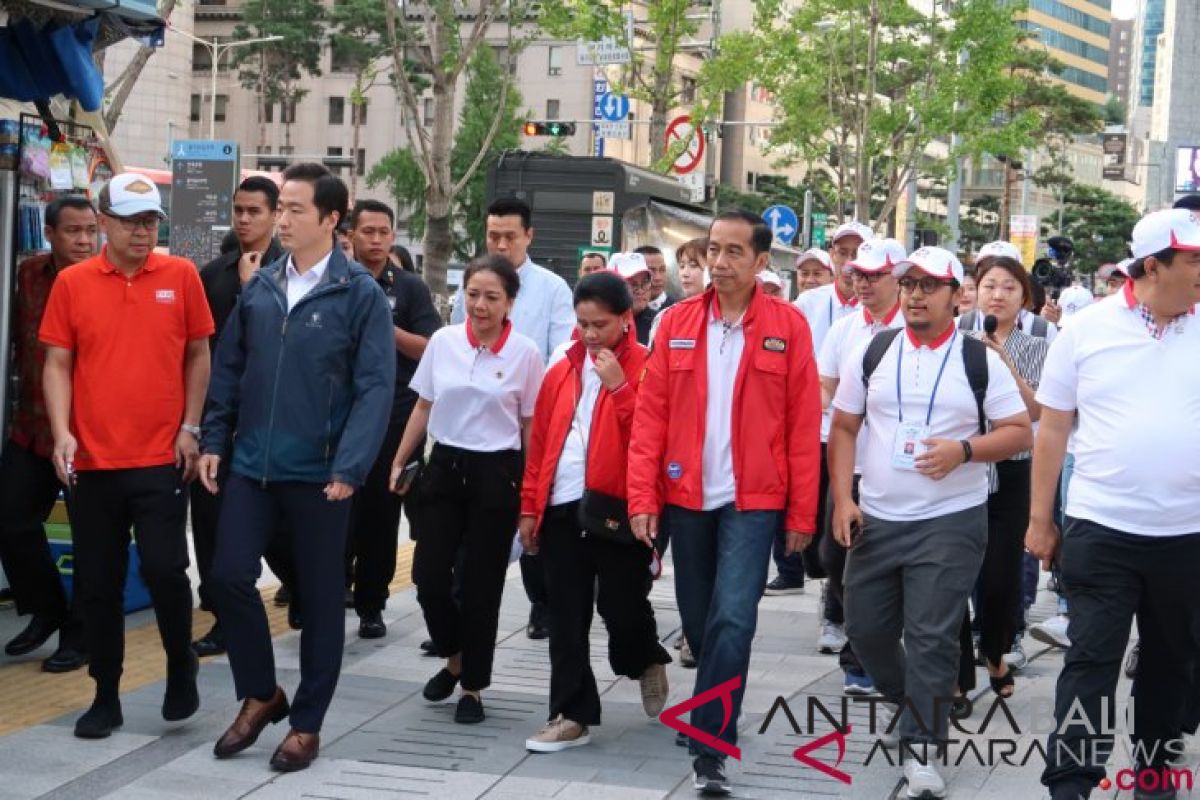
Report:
74,698,123,739
989,669,1015,698
162,651,200,721
358,612,386,639
419,639,438,656
192,623,227,657
454,694,484,724
42,645,88,673
4,615,60,656
423,668,460,702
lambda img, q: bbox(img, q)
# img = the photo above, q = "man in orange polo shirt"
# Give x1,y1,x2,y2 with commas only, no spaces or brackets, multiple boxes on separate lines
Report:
40,173,215,739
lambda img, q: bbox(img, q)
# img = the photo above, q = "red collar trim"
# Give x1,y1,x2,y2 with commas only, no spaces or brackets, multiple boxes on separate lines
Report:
834,283,858,307
864,301,901,327
1124,278,1197,316
466,318,513,354
905,322,956,350
710,287,756,322
97,246,155,275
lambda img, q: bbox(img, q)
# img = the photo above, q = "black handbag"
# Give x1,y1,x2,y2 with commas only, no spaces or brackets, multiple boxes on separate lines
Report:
577,488,636,544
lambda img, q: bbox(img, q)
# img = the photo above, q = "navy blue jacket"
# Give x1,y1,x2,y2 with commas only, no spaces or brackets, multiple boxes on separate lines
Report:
202,247,396,487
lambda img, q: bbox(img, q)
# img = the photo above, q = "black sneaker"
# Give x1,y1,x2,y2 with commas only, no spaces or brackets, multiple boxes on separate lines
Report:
455,694,485,724
74,697,123,739
526,603,550,640
162,651,200,721
192,623,227,657
423,668,460,701
763,576,805,596
692,755,731,795
358,612,386,639
419,639,438,656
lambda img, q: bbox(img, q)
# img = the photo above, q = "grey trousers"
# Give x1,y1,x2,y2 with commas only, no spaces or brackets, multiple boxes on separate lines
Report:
844,504,987,746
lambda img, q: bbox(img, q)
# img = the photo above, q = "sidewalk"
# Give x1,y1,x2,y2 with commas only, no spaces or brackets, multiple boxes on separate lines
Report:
0,553,1168,800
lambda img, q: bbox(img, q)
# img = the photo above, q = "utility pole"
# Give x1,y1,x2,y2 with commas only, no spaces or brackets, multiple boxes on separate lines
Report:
705,0,723,213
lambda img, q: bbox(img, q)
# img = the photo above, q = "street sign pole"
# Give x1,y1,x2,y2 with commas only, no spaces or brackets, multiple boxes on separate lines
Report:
801,190,813,249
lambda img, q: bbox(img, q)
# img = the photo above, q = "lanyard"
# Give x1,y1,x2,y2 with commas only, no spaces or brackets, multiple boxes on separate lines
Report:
828,296,834,328
895,329,957,425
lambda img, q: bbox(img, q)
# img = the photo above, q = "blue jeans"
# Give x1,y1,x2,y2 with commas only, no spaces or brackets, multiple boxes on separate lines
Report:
667,503,779,760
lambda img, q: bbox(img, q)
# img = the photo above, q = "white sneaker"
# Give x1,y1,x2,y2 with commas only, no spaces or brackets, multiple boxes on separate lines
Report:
1030,615,1071,649
525,715,591,753
1003,638,1028,670
904,758,947,798
817,622,847,654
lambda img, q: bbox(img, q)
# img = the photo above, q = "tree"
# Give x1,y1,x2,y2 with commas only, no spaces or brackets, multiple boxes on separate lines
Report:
101,0,179,133
1052,183,1139,271
369,46,524,261
329,0,392,199
540,0,705,165
1103,95,1126,127
382,0,528,297
231,0,325,151
705,0,1025,230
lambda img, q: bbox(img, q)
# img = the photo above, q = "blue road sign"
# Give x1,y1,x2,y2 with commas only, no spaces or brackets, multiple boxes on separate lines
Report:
599,92,631,122
764,204,800,245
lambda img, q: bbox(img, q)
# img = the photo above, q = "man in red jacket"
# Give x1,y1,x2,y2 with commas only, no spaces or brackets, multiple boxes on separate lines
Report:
629,209,822,795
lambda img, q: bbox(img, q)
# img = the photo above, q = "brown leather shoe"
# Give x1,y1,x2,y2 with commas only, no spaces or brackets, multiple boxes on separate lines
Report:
213,687,290,758
269,728,319,772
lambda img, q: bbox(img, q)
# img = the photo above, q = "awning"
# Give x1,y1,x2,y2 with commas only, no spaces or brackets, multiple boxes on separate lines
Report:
0,0,166,112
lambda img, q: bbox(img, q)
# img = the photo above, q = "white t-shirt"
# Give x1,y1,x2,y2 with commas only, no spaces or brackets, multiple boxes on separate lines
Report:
833,326,1025,522
409,323,545,452
795,283,860,440
821,305,904,464
1036,293,1200,536
550,354,602,506
702,308,745,510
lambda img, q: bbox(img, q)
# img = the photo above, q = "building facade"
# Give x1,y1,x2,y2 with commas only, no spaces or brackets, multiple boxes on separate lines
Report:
1018,0,1112,104
1109,17,1135,114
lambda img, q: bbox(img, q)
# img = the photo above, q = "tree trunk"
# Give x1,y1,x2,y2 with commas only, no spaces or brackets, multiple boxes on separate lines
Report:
648,53,674,164
854,0,881,224
999,160,1014,239
423,206,453,299
350,76,363,201
257,52,267,154
102,0,179,134
422,74,457,297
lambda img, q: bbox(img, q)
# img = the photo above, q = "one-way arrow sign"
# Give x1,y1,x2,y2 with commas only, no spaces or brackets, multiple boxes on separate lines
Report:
764,204,799,245
599,92,630,122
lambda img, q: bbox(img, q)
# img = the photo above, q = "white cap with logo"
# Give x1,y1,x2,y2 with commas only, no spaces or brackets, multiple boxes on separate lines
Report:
892,246,965,283
978,240,1023,264
99,173,166,218
609,252,650,281
849,238,907,273
795,248,833,271
1130,208,1200,259
758,270,783,289
1059,285,1094,317
831,221,875,244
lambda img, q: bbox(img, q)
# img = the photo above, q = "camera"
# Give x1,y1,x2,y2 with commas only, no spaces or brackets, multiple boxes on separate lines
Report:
1031,235,1074,291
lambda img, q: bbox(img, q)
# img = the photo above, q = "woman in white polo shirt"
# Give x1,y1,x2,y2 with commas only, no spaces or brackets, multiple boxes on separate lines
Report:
390,254,545,725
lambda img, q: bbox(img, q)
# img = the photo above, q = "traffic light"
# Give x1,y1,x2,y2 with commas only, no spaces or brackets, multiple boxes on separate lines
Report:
522,121,577,137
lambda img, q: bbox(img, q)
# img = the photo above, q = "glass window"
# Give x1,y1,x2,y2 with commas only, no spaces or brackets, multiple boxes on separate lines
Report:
356,148,366,177
281,98,296,124
327,146,344,174
189,94,201,122
548,45,563,76
329,97,345,125
192,43,211,73
546,99,560,120
214,95,228,123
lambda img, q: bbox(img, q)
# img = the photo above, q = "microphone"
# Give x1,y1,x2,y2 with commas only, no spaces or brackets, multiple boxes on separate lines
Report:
984,315,998,337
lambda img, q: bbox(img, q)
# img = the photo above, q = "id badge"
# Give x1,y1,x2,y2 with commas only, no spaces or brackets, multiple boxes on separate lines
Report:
891,423,931,471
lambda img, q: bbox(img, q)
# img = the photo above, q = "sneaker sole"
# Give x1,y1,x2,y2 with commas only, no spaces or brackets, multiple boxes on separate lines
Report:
817,641,846,654
764,587,805,596
526,734,591,753
1029,628,1070,649
906,787,946,799
843,685,876,696
693,777,732,795
1002,655,1028,670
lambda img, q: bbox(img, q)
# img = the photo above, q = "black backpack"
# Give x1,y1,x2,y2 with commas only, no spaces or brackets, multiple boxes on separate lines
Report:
861,328,989,435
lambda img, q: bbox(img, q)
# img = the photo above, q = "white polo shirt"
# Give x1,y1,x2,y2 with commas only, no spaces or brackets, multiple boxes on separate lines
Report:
1036,285,1200,536
795,283,860,440
702,302,745,510
409,321,545,452
550,354,602,506
833,325,1024,522
821,304,903,465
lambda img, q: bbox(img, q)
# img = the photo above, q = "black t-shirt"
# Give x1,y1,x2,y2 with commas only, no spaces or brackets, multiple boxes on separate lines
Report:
634,306,656,346
376,264,442,424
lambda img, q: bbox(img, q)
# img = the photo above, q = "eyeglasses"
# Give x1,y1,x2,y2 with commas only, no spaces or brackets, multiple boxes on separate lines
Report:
898,275,954,294
851,270,887,284
628,278,651,292
104,213,160,231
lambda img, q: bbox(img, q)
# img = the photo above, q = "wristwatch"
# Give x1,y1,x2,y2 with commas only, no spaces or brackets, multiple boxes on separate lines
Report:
960,439,974,464
181,423,202,437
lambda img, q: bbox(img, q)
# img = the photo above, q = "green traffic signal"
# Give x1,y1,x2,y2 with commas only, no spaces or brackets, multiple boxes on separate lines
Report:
523,121,577,137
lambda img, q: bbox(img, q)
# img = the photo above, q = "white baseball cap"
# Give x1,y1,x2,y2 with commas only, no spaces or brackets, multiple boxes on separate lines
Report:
99,172,166,218
1059,285,1094,317
1097,260,1133,281
978,240,1023,264
831,221,874,244
758,270,783,289
893,246,965,283
795,248,833,271
609,252,650,281
1130,208,1200,259
849,238,907,273
1115,257,1134,277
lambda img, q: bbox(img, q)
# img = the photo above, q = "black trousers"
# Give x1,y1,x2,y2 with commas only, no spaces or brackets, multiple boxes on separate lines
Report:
210,475,352,733
347,422,421,615
540,502,672,725
190,465,296,618
0,440,73,624
973,460,1030,669
71,465,192,691
819,475,865,675
412,444,521,691
1042,518,1200,795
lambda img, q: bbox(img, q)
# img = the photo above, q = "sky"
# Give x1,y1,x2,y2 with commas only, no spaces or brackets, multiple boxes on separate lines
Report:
1113,0,1137,20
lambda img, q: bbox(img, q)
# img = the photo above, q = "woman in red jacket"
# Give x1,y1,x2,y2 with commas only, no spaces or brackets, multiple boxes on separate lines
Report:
518,271,672,754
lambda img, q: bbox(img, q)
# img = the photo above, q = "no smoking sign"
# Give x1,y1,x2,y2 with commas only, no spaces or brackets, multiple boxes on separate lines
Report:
666,115,705,175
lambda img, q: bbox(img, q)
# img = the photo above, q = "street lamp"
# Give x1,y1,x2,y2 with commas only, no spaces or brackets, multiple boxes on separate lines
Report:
169,26,284,139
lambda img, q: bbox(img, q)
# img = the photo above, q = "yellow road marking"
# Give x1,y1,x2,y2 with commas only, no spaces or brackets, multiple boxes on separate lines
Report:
0,544,413,737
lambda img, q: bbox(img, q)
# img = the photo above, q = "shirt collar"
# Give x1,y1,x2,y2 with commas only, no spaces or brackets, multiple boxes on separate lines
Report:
834,283,858,307
904,322,957,351
465,318,514,354
287,249,332,283
97,245,156,275
1123,278,1196,317
863,301,901,327
710,293,748,327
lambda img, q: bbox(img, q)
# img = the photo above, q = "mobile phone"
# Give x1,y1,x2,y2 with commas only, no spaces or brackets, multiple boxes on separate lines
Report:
393,460,420,493
1051,289,1061,302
